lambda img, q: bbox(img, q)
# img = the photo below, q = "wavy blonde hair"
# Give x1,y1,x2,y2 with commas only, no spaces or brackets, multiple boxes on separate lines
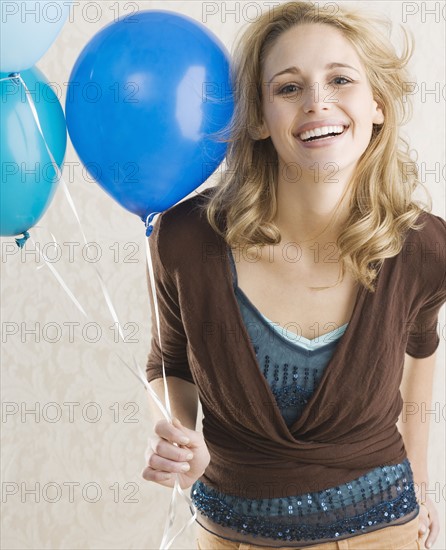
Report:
198,0,431,293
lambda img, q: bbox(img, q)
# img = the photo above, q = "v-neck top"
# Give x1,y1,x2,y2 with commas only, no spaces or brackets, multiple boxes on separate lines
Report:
229,246,349,350
227,246,350,428
145,186,446,503
189,247,419,546
260,308,349,351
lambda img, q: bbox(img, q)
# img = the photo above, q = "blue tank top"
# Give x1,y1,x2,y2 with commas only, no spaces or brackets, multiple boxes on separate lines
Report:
190,248,419,547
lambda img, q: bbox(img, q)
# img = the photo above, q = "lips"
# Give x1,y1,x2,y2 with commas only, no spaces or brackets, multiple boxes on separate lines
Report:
294,121,350,142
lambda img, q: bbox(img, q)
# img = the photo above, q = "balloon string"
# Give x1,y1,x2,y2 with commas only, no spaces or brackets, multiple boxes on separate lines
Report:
15,73,197,548
144,222,198,549
144,215,172,421
22,226,170,424
23,225,177,427
0,73,20,82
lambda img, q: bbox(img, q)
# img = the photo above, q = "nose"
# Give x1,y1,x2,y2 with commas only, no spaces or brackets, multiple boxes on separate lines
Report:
301,82,332,113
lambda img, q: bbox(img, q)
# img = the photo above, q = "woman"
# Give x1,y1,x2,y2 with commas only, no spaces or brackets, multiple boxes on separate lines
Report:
142,2,445,548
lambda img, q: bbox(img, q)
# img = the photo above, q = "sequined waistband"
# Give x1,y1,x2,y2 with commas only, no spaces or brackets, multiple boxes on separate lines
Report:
190,458,419,545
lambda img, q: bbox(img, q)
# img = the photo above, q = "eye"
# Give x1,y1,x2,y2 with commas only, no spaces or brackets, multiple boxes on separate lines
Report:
331,75,353,85
277,83,302,95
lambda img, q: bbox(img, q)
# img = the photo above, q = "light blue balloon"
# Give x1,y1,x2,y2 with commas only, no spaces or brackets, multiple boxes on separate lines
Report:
0,0,72,72
0,66,67,237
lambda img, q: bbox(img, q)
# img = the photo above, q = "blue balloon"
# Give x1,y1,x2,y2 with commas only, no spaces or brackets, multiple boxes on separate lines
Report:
0,1,73,72
65,10,234,224
0,67,67,237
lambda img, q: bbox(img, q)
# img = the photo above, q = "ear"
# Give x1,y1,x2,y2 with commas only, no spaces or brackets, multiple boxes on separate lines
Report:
372,99,384,125
257,120,270,140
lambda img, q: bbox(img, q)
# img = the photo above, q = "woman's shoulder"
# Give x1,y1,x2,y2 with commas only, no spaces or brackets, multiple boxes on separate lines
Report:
412,210,446,237
155,186,216,236
149,186,220,267
403,210,446,255
401,210,446,291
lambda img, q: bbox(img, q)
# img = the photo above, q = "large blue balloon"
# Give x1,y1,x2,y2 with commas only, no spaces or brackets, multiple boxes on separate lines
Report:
0,67,67,236
0,1,73,72
65,10,233,224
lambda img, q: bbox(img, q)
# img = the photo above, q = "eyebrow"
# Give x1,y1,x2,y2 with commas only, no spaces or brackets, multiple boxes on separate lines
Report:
266,62,360,85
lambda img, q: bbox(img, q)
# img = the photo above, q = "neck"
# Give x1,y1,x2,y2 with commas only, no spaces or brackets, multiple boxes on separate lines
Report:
273,167,353,246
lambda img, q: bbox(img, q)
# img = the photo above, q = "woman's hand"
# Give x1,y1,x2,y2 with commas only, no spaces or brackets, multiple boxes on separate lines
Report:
141,417,210,490
418,495,439,549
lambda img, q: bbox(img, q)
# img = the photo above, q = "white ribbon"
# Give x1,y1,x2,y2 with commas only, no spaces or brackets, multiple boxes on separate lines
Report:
5,72,197,549
144,223,198,548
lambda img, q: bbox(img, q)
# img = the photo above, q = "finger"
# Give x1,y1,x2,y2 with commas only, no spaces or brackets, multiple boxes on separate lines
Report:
418,512,428,533
418,507,429,534
424,519,440,549
150,438,194,463
141,466,174,484
171,417,205,448
154,419,190,445
147,453,191,474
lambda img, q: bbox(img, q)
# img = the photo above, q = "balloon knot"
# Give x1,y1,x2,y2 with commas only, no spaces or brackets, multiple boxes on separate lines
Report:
15,230,30,249
8,72,20,85
143,212,161,238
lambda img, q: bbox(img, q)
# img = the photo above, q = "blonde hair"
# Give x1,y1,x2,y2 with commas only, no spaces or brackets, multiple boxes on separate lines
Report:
198,0,431,293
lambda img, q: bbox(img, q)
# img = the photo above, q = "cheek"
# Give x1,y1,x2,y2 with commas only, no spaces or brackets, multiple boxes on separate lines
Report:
340,89,375,123
264,106,293,132
264,109,285,135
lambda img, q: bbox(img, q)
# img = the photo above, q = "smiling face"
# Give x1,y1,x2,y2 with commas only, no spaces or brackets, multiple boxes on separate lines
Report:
259,23,384,179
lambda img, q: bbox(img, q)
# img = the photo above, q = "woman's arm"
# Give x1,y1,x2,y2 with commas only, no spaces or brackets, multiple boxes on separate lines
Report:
397,351,437,492
147,376,199,431
397,351,440,548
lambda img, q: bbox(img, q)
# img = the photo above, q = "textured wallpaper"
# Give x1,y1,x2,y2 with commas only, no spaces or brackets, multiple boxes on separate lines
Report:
1,1,445,549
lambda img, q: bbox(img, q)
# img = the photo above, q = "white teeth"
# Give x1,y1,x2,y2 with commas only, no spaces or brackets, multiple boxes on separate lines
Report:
299,125,345,141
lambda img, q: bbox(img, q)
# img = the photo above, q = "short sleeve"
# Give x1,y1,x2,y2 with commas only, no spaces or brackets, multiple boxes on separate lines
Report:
405,276,446,358
145,214,194,384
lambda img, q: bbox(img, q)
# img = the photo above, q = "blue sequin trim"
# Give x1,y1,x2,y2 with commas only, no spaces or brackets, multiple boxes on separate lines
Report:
191,461,419,542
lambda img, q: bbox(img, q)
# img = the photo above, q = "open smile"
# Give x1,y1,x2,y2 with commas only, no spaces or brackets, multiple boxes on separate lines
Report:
295,125,349,147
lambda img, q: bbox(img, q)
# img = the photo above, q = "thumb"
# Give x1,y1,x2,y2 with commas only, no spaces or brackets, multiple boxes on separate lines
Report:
172,417,197,442
172,417,184,429
172,417,191,435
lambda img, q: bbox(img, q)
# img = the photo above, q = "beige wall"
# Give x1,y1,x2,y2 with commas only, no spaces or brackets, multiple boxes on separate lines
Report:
1,1,445,548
